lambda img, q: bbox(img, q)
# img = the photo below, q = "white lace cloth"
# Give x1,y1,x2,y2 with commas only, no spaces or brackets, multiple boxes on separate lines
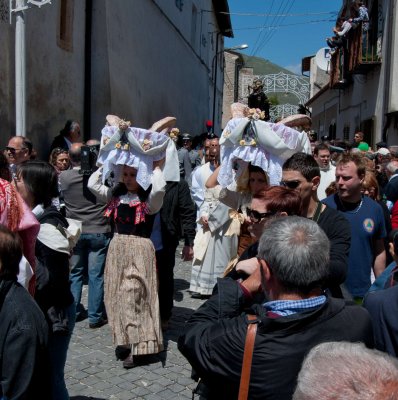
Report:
218,117,311,186
97,125,179,190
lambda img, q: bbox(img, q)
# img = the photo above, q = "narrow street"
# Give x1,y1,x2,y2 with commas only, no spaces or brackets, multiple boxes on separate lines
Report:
65,243,204,400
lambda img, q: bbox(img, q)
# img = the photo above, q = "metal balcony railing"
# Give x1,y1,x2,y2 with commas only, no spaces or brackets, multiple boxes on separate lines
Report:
330,22,381,88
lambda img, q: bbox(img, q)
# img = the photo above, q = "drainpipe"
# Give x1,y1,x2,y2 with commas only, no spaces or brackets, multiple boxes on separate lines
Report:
83,0,93,141
234,57,243,102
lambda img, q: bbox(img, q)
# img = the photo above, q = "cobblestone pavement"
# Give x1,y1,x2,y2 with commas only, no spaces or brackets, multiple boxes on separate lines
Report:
66,243,205,400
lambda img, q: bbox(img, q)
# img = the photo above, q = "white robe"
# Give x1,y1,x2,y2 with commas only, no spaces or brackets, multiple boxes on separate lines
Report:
191,162,215,219
190,186,238,295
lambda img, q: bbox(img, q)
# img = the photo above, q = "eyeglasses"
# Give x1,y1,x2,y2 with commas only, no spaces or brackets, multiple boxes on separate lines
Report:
246,207,275,223
5,146,27,154
280,180,301,189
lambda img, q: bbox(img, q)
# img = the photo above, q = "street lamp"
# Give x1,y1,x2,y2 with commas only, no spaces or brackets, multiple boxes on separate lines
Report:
212,43,248,132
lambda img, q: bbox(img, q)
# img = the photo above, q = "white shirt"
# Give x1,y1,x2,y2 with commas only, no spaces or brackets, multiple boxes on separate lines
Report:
318,164,336,200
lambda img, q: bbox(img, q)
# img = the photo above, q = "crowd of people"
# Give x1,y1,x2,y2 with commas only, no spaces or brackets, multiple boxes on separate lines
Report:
1,107,398,400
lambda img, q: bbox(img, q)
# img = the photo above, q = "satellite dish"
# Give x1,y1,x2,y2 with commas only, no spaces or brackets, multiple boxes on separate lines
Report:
315,47,332,71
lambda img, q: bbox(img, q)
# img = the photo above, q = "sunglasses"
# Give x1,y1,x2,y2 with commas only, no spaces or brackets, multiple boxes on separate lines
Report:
246,207,275,223
5,146,27,154
280,180,301,189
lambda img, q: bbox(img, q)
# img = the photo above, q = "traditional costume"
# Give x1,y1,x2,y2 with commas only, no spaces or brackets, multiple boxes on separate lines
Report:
88,117,179,363
0,178,40,293
217,104,312,267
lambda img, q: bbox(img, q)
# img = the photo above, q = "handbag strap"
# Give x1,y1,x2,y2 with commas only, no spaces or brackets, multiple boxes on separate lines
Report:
238,314,258,400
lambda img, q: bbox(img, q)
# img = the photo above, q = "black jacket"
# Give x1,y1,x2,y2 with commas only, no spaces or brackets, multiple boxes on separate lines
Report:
35,207,74,315
178,278,374,400
384,175,398,203
49,134,69,152
159,180,196,246
0,280,51,400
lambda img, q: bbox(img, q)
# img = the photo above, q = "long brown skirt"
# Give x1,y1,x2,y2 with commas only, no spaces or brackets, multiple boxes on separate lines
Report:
104,234,163,355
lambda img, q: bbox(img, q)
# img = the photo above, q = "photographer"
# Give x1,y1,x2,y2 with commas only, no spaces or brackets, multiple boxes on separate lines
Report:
59,141,111,328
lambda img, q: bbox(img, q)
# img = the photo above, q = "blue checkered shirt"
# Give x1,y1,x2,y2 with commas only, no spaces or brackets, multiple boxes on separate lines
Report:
263,295,327,317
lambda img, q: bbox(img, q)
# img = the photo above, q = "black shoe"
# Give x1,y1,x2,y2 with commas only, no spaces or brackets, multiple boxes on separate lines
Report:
161,319,169,331
115,345,131,361
75,306,88,322
123,354,136,369
89,318,108,329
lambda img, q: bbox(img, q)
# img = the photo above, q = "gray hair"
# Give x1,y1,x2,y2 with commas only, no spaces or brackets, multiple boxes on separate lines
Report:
293,342,398,400
257,216,329,294
386,161,398,175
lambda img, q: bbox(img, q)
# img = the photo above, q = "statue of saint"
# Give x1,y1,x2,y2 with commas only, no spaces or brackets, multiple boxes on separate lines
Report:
248,79,270,120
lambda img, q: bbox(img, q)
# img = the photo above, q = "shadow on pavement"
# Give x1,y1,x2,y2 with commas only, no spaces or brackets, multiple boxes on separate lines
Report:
70,397,106,400
163,305,195,344
174,278,190,302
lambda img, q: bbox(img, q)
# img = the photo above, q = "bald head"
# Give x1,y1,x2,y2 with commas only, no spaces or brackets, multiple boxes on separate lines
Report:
69,142,84,166
86,139,100,146
5,136,32,165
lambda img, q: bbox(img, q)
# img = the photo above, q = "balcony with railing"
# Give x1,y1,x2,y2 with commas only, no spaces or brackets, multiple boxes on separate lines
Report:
330,22,381,88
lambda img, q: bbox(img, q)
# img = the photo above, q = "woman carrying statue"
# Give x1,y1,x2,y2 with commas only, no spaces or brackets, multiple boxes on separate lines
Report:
88,116,178,369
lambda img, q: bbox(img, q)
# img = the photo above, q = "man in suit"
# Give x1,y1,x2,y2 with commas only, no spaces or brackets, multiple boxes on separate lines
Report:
50,120,81,152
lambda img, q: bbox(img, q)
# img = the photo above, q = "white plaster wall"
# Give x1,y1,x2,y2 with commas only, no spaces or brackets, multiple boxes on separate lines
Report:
26,0,86,156
0,0,223,156
0,0,86,158
91,0,218,137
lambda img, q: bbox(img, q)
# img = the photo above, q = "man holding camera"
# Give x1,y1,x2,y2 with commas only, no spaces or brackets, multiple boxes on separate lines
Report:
178,217,373,400
59,141,111,328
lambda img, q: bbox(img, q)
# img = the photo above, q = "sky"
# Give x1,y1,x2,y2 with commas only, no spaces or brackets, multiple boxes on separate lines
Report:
224,0,342,74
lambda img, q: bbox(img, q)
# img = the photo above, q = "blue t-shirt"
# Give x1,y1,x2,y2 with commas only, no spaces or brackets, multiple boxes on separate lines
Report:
323,194,386,297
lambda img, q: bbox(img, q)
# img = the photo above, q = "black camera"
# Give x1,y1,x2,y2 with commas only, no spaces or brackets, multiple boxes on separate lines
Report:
79,144,100,175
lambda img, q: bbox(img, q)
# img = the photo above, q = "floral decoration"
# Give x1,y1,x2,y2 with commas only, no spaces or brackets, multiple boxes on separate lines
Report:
169,128,180,141
118,119,131,131
223,129,230,138
248,108,265,121
115,131,130,151
239,138,256,147
142,139,153,151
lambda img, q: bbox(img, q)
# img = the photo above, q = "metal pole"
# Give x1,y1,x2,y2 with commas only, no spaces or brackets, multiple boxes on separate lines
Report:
212,32,220,132
15,0,26,137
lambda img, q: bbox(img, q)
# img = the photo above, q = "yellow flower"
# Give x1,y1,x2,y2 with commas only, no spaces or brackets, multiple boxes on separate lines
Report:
170,128,180,137
122,143,130,151
115,142,121,149
118,119,131,131
239,139,245,146
142,139,153,151
250,139,256,146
